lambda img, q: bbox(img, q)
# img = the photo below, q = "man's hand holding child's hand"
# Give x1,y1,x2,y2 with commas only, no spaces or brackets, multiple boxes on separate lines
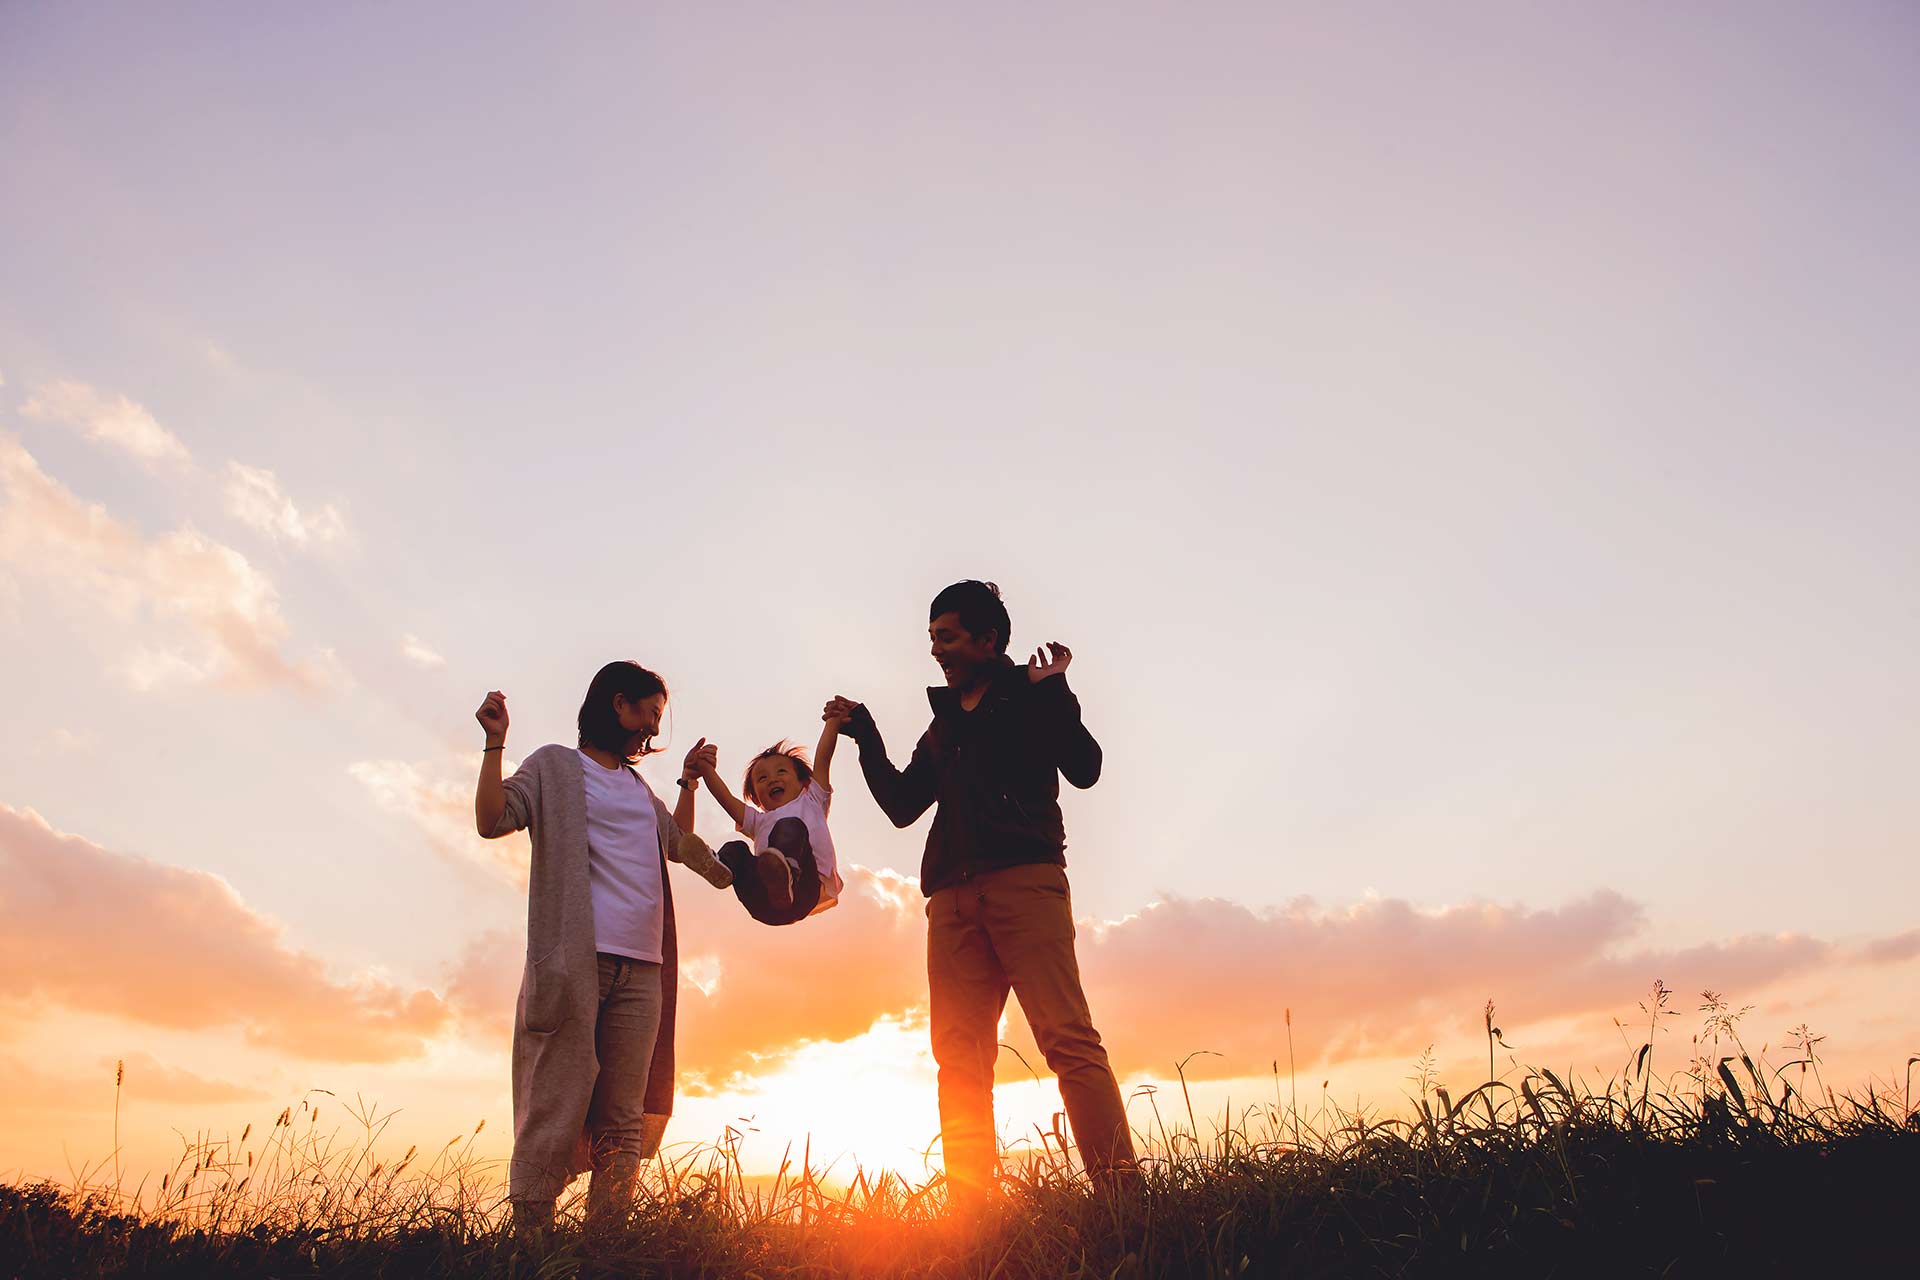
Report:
823,696,875,743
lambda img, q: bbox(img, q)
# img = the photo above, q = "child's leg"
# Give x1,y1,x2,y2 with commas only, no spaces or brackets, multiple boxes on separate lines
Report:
719,840,804,926
766,817,822,919
754,844,796,912
672,832,733,889
718,841,773,921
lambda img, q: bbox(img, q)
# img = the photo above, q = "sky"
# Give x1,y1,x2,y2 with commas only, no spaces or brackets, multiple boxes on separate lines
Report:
3,2,1917,1188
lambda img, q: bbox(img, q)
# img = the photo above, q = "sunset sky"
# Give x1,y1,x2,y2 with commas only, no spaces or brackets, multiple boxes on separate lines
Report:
3,3,1917,1187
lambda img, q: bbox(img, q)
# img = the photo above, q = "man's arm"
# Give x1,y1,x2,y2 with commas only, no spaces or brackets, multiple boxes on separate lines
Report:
826,696,939,827
1027,643,1102,789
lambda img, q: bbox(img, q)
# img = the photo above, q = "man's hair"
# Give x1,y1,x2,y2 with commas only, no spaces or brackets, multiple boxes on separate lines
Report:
929,580,1011,655
576,660,669,762
742,741,813,807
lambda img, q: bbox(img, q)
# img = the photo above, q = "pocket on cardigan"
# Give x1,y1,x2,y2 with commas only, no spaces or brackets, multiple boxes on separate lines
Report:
522,945,568,1035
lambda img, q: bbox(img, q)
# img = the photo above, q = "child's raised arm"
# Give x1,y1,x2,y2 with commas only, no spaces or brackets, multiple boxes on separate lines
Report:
814,712,844,791
695,745,749,827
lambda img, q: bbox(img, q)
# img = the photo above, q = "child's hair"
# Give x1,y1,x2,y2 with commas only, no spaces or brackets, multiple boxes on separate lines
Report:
929,579,1010,655
742,740,813,807
577,660,669,762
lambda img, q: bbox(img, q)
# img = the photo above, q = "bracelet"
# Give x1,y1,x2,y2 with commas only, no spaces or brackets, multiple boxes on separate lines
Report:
482,745,505,753
675,776,696,790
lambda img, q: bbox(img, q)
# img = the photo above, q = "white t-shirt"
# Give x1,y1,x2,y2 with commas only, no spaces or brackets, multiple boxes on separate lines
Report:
578,750,664,962
738,779,843,913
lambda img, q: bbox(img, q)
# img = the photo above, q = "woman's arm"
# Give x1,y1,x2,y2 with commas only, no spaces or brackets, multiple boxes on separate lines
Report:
473,690,510,836
672,737,707,833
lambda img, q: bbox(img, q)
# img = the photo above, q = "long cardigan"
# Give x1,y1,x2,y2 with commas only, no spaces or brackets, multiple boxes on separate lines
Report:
489,743,681,1202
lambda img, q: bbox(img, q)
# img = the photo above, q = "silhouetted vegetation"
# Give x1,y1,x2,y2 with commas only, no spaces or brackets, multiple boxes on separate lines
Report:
5,992,1917,1277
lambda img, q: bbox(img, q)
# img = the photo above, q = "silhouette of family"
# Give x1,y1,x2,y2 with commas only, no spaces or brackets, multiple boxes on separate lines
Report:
472,580,1138,1235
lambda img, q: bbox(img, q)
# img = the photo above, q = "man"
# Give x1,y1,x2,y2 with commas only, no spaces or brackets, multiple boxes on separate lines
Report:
824,580,1138,1205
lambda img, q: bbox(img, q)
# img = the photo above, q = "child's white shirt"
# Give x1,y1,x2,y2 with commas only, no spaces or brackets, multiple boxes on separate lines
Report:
738,779,843,913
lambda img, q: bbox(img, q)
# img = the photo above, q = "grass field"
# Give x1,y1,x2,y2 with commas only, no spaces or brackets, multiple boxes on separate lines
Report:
5,995,1917,1277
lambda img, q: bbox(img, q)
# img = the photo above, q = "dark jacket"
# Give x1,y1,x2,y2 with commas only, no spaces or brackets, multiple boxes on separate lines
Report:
844,656,1102,895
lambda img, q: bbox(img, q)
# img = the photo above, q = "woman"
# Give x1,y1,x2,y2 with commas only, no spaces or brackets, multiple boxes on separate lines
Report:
473,660,686,1237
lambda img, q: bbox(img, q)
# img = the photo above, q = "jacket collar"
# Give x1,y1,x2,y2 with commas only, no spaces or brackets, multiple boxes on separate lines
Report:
927,655,1022,716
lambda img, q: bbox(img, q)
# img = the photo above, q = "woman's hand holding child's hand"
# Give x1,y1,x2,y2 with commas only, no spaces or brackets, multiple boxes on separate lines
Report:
681,738,710,786
688,741,720,781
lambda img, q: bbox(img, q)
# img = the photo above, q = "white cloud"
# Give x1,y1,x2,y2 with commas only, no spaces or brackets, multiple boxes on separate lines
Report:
20,379,192,466
0,435,325,691
223,462,347,547
349,756,529,886
401,633,447,668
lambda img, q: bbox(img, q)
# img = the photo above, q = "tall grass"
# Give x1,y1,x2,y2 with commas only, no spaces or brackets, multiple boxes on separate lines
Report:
5,991,1916,1277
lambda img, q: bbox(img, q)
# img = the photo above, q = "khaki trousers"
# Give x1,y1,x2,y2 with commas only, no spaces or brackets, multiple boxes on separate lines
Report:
926,862,1137,1197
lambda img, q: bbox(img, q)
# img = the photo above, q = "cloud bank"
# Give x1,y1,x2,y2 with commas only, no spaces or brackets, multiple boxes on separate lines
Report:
443,871,1858,1086
0,805,447,1062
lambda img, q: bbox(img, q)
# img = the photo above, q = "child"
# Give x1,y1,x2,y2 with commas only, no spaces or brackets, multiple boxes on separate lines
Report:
674,715,845,926
672,717,844,924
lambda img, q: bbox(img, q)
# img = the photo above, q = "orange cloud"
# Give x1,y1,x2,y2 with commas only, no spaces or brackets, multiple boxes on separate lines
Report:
105,1051,270,1106
441,863,928,1083
558,880,1858,1087
1069,892,1832,1078
1858,930,1920,966
0,437,326,690
662,864,930,1084
0,805,447,1062
440,868,1896,1090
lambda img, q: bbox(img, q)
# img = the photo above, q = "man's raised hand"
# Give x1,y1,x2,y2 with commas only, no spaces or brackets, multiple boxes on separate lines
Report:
1027,642,1073,683
476,690,509,739
822,696,859,727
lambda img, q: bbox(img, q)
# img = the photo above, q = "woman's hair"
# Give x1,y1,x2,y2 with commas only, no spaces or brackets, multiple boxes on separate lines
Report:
741,741,813,807
576,661,669,762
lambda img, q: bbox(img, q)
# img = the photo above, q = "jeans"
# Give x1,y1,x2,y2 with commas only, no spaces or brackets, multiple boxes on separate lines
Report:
516,952,662,1233
925,862,1138,1199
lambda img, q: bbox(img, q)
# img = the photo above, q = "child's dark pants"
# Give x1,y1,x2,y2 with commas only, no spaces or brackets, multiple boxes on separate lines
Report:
719,816,821,926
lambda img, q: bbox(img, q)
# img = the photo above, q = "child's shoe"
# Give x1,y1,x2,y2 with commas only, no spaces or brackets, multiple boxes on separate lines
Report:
673,832,734,889
755,847,795,910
